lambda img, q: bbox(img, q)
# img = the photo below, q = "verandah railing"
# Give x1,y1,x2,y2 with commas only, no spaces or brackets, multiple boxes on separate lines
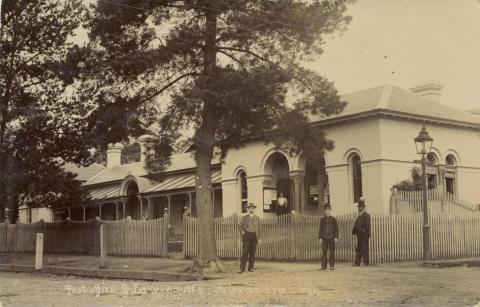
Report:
391,188,479,215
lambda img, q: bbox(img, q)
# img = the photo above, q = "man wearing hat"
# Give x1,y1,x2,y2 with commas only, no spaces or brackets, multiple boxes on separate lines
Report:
238,202,261,273
352,197,371,266
318,204,339,270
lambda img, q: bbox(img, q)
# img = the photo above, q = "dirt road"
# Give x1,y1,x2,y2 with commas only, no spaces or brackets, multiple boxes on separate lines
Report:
1,261,479,306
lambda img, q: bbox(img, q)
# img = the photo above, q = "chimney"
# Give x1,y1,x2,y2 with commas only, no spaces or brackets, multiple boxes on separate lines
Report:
137,135,155,163
106,143,124,168
409,82,444,103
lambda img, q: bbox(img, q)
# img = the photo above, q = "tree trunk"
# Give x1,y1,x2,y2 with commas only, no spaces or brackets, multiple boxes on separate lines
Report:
0,153,6,222
194,132,216,267
191,5,222,273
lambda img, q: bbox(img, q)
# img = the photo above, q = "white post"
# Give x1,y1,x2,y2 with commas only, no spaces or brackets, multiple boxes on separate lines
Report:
100,224,107,268
35,233,44,270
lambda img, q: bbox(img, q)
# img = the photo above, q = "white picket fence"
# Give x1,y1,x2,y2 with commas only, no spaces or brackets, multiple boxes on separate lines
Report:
184,212,480,263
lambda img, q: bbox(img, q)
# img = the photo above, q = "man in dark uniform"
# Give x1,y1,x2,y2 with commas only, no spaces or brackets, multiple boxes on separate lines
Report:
318,205,339,270
238,202,261,273
352,197,371,266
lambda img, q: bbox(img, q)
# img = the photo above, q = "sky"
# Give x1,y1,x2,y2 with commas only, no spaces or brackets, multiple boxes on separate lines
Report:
312,0,480,111
74,0,480,111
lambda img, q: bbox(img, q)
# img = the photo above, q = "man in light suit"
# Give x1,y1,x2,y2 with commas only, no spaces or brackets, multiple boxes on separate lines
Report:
238,202,261,273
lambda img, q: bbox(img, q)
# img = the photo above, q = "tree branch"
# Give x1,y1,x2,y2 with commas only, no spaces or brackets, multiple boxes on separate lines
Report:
218,46,277,67
218,46,318,100
217,50,246,70
137,71,200,105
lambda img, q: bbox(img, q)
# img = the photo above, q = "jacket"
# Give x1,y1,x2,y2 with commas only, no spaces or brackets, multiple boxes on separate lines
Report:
318,215,339,239
239,214,261,239
352,212,371,237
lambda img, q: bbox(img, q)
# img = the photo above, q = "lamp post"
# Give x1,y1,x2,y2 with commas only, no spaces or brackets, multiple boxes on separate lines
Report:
414,125,433,262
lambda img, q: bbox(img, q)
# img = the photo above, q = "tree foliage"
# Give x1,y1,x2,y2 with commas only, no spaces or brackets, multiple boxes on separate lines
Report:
392,167,423,191
0,0,92,221
83,0,353,269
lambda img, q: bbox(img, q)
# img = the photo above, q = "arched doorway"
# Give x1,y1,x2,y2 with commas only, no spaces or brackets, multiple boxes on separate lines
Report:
125,181,141,219
305,155,329,213
264,152,292,213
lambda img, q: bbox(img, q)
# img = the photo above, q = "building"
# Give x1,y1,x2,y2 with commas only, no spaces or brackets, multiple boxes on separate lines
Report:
56,83,480,234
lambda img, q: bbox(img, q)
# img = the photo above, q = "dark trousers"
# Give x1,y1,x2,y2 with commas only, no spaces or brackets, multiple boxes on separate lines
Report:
321,239,335,268
354,234,369,265
240,232,257,271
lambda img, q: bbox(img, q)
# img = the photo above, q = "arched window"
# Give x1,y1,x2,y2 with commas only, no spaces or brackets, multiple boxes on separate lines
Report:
426,153,437,166
445,154,456,166
238,171,248,213
445,154,457,195
426,153,438,189
349,154,363,203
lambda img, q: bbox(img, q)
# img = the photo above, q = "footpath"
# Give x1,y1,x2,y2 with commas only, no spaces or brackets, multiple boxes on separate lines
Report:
1,252,480,282
0,252,208,282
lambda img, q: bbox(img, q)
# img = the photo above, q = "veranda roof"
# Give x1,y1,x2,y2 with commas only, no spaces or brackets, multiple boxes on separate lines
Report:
144,169,222,194
87,185,120,201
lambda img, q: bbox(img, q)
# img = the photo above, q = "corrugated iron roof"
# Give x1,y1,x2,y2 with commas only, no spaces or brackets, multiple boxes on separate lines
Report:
63,163,105,182
82,153,221,187
145,169,222,194
87,185,120,200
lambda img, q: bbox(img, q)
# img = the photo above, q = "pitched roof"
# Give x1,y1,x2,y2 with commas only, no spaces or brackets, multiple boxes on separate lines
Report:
63,163,105,182
309,84,480,127
82,152,220,187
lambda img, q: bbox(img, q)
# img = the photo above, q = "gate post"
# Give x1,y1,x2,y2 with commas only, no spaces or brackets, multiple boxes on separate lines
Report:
99,223,107,268
162,213,169,257
35,233,44,270
182,210,190,258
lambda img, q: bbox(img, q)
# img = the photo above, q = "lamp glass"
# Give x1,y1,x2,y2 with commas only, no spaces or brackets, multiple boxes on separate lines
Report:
414,126,434,155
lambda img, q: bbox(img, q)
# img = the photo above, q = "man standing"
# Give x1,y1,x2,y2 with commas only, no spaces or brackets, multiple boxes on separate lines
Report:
238,203,261,273
318,205,338,270
352,197,371,266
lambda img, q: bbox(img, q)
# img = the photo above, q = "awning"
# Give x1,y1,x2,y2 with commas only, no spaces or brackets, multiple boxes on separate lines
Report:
145,170,221,193
87,185,120,200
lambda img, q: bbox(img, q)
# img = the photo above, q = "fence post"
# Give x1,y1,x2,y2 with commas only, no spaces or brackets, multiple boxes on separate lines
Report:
99,223,107,268
182,211,190,257
162,213,169,257
35,233,43,270
39,219,44,253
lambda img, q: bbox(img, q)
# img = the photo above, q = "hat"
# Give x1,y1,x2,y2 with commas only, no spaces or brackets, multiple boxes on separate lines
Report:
247,203,256,208
357,197,366,208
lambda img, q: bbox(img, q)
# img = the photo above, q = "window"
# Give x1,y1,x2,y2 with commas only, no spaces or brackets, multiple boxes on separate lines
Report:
238,171,248,213
426,153,437,166
426,153,438,189
350,154,363,203
445,155,456,166
445,154,457,195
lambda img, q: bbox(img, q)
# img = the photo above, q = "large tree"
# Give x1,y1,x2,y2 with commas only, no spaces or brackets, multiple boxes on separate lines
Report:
85,0,352,270
0,0,93,221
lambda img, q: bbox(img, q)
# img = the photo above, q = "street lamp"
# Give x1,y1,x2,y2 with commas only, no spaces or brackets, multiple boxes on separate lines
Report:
414,125,433,262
